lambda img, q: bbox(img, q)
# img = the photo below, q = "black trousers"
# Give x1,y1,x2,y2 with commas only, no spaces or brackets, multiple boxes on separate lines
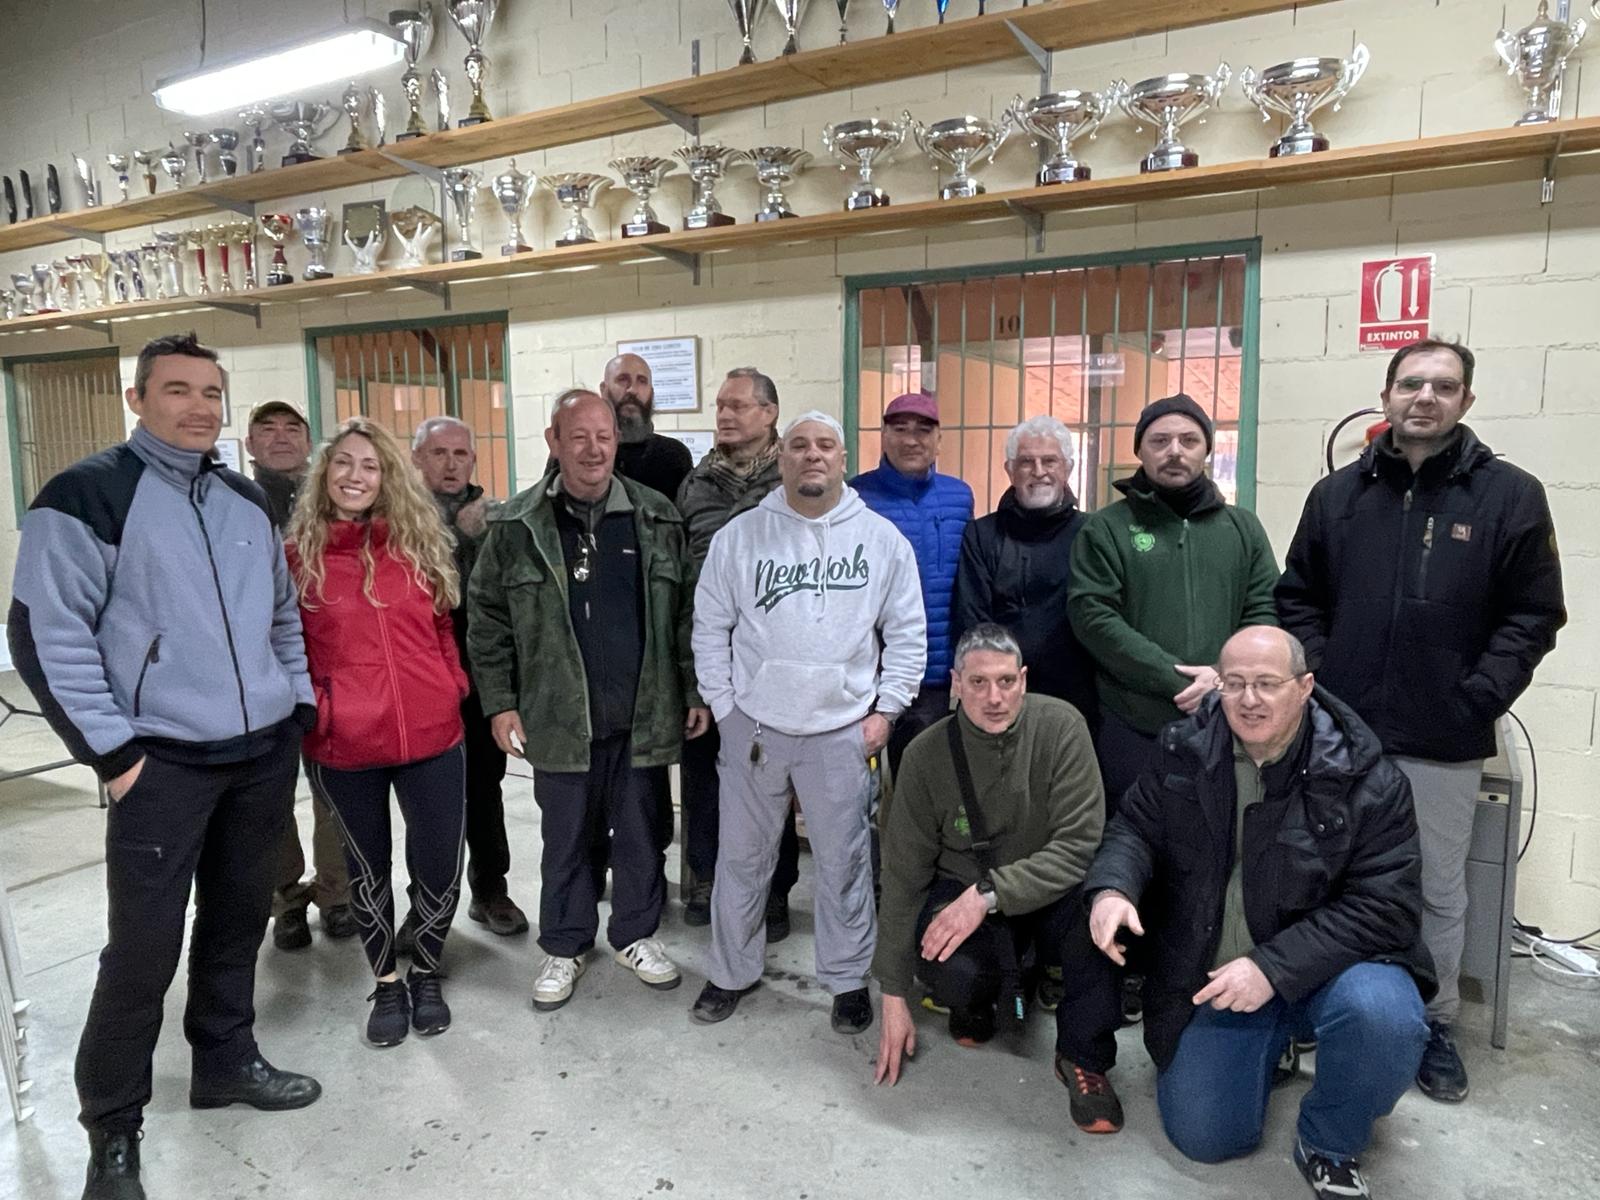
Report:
535,733,668,956
310,743,466,978
1095,707,1163,820
461,691,511,901
914,876,1122,1073
885,685,952,781
680,716,799,895
76,730,300,1133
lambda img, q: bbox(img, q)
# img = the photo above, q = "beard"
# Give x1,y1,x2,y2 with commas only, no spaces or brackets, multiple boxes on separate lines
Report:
797,481,826,498
614,391,653,439
1016,482,1063,510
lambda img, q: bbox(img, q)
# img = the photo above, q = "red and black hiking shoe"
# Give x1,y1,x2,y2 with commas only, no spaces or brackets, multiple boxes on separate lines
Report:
1055,1054,1124,1134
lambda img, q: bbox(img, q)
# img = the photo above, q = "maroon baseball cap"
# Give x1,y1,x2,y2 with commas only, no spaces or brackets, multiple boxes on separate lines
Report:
883,392,940,425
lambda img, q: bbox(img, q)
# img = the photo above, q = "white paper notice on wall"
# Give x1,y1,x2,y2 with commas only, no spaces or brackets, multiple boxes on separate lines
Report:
617,336,700,412
213,438,243,473
662,430,715,465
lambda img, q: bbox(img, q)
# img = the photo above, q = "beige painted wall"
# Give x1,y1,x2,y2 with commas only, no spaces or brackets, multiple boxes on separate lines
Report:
1,0,1597,928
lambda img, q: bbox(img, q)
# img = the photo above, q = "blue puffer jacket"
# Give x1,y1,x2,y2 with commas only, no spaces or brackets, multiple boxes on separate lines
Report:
850,460,973,683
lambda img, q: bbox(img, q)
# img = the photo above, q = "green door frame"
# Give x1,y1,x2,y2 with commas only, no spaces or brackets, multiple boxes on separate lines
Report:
841,238,1263,509
4,344,124,526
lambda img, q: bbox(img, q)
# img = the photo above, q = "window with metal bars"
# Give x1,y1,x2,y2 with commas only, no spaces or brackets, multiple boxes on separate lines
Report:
6,348,125,521
304,314,514,499
848,242,1258,515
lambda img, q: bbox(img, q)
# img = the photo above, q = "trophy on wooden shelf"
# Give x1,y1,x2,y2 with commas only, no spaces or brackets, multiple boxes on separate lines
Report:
776,0,810,55
1239,43,1369,156
1111,62,1231,173
370,87,388,147
821,115,909,209
344,200,389,273
392,5,436,140
158,144,189,189
729,0,770,66
108,251,141,302
908,111,1013,199
10,273,37,316
211,226,238,293
66,255,100,309
675,143,739,229
446,0,499,126
341,82,370,154
184,130,216,185
270,100,338,166
49,259,76,311
212,128,241,176
47,164,63,213
260,213,295,286
3,176,16,223
736,146,811,221
611,156,677,237
390,206,442,267
431,68,452,131
106,153,132,201
296,207,336,280
835,0,850,43
1,290,14,320
133,149,161,195
18,168,34,219
541,172,610,247
239,109,270,173
87,254,112,306
442,167,483,260
937,0,950,22
231,222,258,289
1494,1,1588,126
186,230,213,296
153,232,186,298
492,160,536,255
72,154,101,207
882,0,900,35
1009,89,1113,183
136,243,162,299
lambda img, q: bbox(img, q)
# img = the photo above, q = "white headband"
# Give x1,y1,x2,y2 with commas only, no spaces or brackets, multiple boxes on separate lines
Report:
780,410,846,442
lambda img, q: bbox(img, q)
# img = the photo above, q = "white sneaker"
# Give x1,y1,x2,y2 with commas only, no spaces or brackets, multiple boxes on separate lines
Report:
614,937,682,990
532,954,586,1011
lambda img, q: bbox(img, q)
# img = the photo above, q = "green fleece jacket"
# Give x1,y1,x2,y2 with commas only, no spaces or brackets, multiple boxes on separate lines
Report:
1069,476,1279,735
873,694,1104,999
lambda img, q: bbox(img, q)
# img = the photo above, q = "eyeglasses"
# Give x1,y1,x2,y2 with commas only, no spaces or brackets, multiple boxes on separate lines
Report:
1392,376,1465,399
1011,456,1063,474
1217,674,1305,699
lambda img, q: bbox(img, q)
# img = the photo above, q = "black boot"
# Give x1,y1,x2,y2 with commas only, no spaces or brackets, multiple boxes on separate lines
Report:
83,1129,145,1200
189,1056,322,1110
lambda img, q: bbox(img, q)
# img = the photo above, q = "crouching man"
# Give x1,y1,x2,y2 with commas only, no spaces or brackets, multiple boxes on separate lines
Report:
872,623,1124,1136
1082,626,1435,1199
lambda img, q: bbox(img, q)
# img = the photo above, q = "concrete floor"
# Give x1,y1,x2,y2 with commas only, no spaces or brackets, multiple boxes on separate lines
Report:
2,697,1598,1200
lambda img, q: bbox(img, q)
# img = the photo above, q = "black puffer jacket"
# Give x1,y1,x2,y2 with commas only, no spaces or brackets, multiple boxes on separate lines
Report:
1276,427,1564,762
1083,686,1435,1070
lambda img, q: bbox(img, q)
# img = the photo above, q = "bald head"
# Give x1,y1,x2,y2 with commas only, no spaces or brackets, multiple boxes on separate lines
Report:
1219,626,1308,679
546,388,618,502
602,353,654,437
1217,626,1313,765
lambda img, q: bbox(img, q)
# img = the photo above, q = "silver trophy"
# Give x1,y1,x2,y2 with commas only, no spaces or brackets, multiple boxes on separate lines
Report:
67,255,101,309
392,6,436,141
185,230,213,296
431,67,452,131
1240,44,1369,156
239,108,270,173
835,0,850,43
295,207,335,280
908,111,1013,199
183,130,215,184
72,154,101,207
370,87,388,147
777,0,810,55
152,233,185,298
158,144,188,189
211,128,241,176
882,0,899,34
390,205,442,267
730,0,770,65
133,149,161,196
541,172,611,246
675,143,740,229
1111,62,1231,173
1008,89,1113,184
35,262,63,313
1495,1,1588,126
340,81,370,154
610,156,677,237
442,167,482,260
447,0,499,126
822,115,909,209
737,146,811,221
492,160,537,254
1,290,14,320
270,100,337,166
10,273,37,316
107,251,138,302
138,244,163,300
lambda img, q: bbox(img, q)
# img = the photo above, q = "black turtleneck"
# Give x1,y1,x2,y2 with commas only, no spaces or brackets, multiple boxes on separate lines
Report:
1127,467,1221,518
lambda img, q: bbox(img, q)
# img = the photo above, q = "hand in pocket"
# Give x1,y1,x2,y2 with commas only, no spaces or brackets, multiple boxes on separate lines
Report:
107,756,147,802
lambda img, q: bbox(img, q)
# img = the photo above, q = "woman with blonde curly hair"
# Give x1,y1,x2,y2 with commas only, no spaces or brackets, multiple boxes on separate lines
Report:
286,417,470,1047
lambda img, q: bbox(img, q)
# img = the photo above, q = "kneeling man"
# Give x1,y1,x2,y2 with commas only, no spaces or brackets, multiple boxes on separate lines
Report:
1084,626,1434,1199
873,623,1123,1135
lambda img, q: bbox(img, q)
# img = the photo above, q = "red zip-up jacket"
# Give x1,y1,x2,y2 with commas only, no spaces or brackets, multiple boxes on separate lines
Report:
287,519,468,770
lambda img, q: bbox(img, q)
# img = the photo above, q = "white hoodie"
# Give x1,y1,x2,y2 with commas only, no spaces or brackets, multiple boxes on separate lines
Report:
693,485,927,737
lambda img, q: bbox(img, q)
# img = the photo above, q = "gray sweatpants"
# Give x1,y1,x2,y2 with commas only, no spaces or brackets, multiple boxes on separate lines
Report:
707,706,875,996
1393,755,1484,1024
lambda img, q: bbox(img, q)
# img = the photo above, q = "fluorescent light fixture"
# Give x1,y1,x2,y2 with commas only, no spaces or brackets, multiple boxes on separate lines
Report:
153,20,406,116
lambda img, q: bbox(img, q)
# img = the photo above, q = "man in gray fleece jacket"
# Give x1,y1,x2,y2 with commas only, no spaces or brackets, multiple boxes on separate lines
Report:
7,332,321,1200
689,410,926,1035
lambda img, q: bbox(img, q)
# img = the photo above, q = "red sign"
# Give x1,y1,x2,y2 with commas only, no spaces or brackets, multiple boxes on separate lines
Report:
1358,255,1434,352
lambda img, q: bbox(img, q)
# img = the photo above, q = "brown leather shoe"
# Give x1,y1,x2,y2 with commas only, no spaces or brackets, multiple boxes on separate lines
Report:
468,895,530,936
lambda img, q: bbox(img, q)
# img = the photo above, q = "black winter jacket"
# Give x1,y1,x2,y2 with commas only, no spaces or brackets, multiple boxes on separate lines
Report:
950,488,1098,723
1083,686,1435,1070
1275,427,1564,761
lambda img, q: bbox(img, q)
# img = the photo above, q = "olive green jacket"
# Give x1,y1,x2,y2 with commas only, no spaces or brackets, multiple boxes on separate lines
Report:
466,473,701,773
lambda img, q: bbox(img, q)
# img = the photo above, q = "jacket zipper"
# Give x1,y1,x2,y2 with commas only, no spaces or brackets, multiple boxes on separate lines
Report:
189,479,250,732
373,598,410,763
132,635,162,718
1181,517,1195,654
1387,488,1414,629
1419,516,1435,598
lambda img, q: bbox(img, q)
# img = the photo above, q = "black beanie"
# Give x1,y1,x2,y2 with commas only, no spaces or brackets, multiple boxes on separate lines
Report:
1134,393,1214,452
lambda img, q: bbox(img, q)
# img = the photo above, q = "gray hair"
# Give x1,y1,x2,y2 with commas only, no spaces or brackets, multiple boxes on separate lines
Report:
953,623,1023,674
549,387,614,437
412,414,474,451
1004,415,1076,471
1285,630,1309,677
725,367,779,409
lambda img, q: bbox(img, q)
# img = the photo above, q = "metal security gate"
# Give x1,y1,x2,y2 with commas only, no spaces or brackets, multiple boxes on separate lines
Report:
846,241,1259,513
305,314,514,499
5,349,124,519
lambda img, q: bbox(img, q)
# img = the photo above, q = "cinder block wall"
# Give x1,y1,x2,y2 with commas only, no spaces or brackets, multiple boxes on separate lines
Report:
0,0,1595,929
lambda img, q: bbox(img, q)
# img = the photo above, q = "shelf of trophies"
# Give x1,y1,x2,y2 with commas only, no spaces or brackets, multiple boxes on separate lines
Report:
0,0,1328,259
6,112,1600,339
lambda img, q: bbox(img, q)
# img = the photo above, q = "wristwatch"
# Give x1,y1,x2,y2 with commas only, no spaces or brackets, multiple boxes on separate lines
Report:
975,876,998,914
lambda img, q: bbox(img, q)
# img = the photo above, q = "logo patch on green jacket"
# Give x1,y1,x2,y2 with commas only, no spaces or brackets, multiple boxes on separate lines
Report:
953,807,971,838
1130,524,1156,553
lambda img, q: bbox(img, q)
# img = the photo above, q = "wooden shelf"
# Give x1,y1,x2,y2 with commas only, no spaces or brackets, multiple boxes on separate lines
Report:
0,0,1324,257
6,114,1594,339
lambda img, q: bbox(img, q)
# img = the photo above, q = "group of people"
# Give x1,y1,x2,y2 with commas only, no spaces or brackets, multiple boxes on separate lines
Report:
6,332,1565,1200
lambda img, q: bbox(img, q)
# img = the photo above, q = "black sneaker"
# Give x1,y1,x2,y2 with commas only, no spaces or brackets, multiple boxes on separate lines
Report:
765,892,791,943
84,1129,144,1200
1416,1021,1469,1103
948,1003,995,1047
690,980,757,1024
1036,965,1064,1013
407,970,451,1036
684,879,713,927
366,979,411,1047
830,987,873,1035
322,904,359,939
396,911,417,959
272,908,311,951
1295,1138,1371,1198
1054,1054,1124,1134
1120,973,1144,1025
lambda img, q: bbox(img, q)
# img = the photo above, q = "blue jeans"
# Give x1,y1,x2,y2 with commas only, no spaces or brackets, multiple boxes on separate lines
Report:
1157,962,1428,1163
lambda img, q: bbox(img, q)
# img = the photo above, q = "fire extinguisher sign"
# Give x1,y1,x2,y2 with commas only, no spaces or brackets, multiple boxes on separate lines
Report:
1358,255,1435,352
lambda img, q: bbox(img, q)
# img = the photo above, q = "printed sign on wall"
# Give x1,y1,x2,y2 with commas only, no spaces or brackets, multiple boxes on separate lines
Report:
616,336,700,412
1358,255,1434,352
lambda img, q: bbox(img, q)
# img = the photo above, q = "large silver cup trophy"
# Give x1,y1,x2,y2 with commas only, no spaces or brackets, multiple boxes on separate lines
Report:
294,207,335,280
1008,89,1113,184
737,147,811,221
491,159,537,255
270,101,337,166
1111,63,1231,173
1494,1,1588,126
729,1,771,66
611,156,677,237
675,144,740,229
822,115,909,209
541,173,611,246
777,0,810,55
1239,44,1369,156
447,0,499,126
442,167,483,260
908,111,1013,199
239,108,270,173
391,6,436,140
